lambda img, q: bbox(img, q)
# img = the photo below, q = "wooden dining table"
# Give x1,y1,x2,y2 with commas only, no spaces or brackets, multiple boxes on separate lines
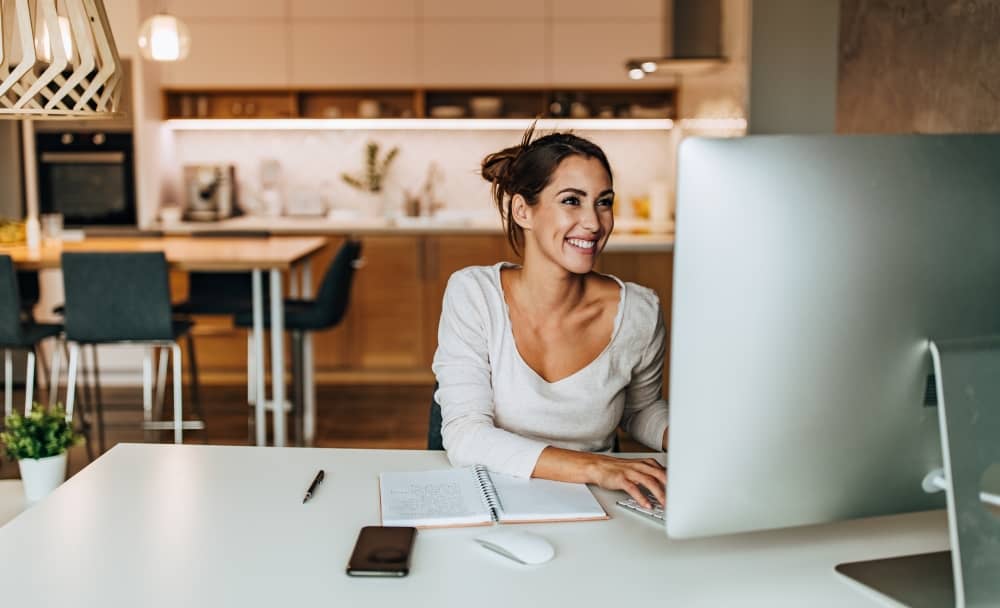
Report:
1,235,328,448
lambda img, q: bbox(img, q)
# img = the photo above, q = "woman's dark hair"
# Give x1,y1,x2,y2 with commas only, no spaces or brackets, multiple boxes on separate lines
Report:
481,125,613,256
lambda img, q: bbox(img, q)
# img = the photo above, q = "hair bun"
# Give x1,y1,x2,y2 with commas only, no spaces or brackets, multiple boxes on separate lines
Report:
481,146,519,187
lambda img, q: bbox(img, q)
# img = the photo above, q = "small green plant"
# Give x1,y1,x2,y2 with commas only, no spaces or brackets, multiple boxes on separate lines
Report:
1,405,82,461
341,141,399,193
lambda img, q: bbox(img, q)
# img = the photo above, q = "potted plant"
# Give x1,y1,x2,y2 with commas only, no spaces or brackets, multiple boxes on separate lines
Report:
341,141,399,217
1,405,82,503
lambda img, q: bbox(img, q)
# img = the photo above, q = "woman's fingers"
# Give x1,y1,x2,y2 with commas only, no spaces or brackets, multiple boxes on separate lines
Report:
626,470,666,506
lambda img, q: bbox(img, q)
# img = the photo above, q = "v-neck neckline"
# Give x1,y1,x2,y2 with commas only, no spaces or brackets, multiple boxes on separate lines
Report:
494,262,626,386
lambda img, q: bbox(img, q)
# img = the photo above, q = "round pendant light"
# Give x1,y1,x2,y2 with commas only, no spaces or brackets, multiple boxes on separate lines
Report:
0,0,123,119
137,13,191,62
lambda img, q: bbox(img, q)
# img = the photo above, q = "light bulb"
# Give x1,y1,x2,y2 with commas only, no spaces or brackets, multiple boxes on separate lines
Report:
628,67,645,80
138,14,191,62
641,61,657,73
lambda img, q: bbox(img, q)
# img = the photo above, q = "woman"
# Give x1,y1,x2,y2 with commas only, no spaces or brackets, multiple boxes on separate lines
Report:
432,127,669,508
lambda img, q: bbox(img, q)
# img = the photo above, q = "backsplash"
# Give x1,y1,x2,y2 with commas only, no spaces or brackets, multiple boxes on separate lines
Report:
163,129,673,220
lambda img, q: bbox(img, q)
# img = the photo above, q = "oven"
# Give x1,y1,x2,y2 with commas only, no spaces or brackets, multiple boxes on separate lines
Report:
36,131,137,227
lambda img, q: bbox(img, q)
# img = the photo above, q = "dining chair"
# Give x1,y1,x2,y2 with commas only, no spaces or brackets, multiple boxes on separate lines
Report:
233,239,363,443
0,256,62,417
60,252,204,444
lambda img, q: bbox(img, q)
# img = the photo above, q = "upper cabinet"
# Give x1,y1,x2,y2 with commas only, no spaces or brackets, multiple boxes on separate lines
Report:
549,0,665,20
289,22,419,86
422,0,545,19
289,0,419,19
167,0,285,19
421,22,546,86
158,0,667,88
551,22,663,85
162,23,289,87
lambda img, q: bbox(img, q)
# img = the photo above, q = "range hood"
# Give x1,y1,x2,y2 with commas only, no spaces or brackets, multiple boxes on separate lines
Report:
626,0,726,79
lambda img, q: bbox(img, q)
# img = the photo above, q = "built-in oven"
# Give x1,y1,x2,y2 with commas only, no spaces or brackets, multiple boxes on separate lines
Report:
36,130,137,227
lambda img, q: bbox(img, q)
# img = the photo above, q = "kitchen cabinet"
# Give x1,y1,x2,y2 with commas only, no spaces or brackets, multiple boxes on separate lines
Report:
289,22,419,87
550,0,665,20
167,0,285,19
420,22,547,86
550,22,664,85
162,23,289,87
422,0,545,19
175,233,672,396
289,0,419,19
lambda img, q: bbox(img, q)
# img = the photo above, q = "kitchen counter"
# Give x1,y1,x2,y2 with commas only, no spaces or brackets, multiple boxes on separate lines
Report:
154,215,674,253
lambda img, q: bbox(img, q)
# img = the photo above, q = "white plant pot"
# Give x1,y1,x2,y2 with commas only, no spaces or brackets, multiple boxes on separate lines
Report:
18,453,68,503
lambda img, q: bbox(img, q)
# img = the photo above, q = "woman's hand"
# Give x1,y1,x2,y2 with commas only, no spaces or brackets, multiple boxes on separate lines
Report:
532,447,666,508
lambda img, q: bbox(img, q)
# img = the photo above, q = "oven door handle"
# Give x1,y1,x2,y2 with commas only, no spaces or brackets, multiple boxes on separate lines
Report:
40,151,125,163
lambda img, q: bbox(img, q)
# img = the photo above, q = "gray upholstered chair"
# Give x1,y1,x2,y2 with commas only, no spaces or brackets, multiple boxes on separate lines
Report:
60,252,204,444
0,256,62,417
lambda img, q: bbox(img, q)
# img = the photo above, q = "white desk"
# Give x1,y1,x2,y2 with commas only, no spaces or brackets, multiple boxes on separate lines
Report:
0,444,948,607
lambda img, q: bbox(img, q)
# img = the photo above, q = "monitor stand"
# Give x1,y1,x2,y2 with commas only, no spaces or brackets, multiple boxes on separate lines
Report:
836,338,1000,608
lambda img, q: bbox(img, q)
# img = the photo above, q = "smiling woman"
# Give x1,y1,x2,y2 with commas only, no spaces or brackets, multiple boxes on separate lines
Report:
432,127,671,509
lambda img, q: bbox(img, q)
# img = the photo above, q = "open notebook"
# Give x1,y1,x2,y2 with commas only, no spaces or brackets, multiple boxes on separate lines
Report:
379,465,608,528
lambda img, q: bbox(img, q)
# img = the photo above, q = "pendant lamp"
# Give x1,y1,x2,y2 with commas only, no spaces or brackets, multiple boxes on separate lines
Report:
0,0,123,119
137,12,190,62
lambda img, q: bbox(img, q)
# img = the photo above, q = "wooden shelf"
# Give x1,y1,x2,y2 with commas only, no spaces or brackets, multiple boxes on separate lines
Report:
163,87,676,121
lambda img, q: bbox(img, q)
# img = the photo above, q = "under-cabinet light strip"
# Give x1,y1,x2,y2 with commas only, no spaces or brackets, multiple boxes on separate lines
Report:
164,118,676,131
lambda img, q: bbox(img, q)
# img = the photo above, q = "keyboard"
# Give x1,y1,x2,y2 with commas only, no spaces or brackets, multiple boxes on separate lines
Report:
616,497,665,522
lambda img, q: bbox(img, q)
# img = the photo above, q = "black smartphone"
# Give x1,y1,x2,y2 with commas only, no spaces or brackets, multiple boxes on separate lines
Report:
346,526,417,577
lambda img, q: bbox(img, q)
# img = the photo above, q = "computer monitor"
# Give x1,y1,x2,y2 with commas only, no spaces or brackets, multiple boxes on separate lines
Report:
665,134,1000,539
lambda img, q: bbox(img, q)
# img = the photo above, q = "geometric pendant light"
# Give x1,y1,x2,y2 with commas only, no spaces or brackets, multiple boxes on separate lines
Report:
0,0,123,119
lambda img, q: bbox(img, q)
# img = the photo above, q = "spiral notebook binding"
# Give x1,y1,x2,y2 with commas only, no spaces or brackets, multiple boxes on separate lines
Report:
473,464,502,522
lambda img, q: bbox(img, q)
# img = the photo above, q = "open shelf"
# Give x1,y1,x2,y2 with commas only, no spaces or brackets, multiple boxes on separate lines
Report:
163,87,677,121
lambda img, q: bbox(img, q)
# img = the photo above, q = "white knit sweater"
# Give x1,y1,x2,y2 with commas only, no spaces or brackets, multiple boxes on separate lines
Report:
432,262,670,479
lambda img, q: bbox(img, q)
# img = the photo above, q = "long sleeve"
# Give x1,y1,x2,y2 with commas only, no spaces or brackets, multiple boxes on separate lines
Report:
432,273,549,478
620,302,670,451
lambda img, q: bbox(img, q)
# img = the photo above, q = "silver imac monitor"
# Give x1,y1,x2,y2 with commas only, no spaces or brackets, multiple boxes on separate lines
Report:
666,134,1000,540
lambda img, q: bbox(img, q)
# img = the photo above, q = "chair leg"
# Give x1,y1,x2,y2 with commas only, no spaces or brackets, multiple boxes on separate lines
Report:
3,349,11,419
171,343,184,444
154,346,168,420
142,347,154,442
34,343,48,397
185,334,203,420
48,337,62,409
246,331,256,405
89,346,105,454
291,331,304,447
24,350,35,413
65,343,80,423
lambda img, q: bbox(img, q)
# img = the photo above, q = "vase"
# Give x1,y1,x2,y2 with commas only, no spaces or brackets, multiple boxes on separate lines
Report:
18,452,68,503
356,190,385,219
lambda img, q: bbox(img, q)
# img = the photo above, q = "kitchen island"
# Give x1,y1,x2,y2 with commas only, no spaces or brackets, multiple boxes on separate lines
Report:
155,216,674,391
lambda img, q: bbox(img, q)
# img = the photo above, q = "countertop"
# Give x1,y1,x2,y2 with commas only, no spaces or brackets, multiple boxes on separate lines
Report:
153,215,674,253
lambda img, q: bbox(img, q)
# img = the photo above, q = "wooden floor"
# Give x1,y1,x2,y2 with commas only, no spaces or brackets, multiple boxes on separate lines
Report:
1,383,647,481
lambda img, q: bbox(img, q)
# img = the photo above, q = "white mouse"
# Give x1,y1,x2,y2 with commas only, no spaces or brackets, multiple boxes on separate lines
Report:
474,529,555,565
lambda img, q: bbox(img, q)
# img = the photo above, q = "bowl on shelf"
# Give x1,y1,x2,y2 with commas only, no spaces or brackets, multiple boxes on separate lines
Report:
429,105,467,119
469,96,502,118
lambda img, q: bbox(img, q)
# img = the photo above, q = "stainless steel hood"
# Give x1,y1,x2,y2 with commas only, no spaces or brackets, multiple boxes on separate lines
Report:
626,0,727,78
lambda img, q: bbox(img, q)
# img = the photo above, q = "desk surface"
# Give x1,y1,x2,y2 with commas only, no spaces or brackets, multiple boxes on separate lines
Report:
0,444,948,608
0,236,327,271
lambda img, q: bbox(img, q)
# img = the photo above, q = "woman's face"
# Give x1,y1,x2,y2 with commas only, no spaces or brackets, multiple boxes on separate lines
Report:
517,155,614,275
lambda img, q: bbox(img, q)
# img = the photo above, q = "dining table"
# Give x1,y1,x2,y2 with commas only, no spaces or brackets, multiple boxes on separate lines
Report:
1,234,328,447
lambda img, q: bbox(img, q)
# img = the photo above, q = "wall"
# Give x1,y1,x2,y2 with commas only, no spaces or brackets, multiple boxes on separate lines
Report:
838,0,1000,133
168,129,673,220
747,0,840,134
0,123,22,219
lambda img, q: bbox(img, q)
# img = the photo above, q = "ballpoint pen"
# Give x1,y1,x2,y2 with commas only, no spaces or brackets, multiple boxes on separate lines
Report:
302,469,325,504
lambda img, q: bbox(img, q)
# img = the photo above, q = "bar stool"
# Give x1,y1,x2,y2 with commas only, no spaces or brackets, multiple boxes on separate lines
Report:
60,252,203,444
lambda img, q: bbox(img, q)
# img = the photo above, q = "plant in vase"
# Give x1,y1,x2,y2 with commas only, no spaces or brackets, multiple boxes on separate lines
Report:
341,141,399,218
1,405,82,503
